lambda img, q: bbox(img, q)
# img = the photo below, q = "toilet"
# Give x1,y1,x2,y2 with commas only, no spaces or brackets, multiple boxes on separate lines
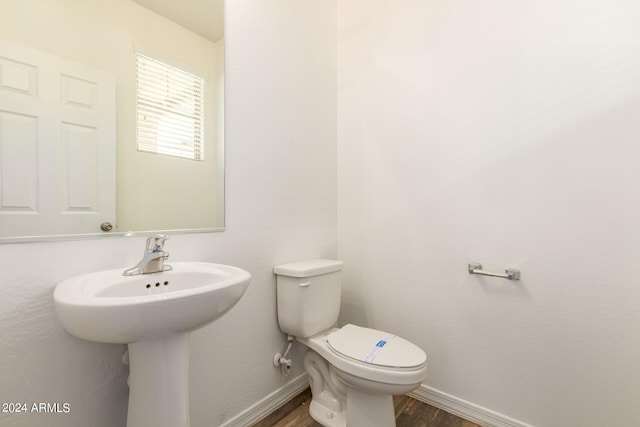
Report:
274,259,427,427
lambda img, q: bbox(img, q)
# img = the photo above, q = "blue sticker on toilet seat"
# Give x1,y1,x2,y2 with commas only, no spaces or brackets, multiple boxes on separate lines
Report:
364,334,396,363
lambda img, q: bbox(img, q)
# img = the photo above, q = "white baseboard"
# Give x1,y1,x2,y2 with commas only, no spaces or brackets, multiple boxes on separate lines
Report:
220,373,309,427
407,385,533,427
220,375,532,427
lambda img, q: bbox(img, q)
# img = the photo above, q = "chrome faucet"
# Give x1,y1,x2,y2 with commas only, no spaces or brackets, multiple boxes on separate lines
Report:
123,235,173,276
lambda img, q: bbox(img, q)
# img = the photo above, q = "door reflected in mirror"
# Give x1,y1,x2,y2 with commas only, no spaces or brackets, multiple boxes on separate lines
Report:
0,0,224,241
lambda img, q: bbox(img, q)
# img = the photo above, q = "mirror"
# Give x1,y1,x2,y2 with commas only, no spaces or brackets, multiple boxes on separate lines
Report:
0,0,224,242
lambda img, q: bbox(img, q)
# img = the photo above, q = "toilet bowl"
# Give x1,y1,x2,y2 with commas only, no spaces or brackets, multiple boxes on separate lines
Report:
274,260,427,427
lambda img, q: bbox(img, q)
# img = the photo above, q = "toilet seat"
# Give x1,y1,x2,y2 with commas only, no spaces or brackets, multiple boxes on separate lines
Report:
327,324,426,369
299,325,426,386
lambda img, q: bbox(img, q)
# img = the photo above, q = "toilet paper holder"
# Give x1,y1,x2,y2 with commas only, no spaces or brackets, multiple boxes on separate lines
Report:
468,262,520,281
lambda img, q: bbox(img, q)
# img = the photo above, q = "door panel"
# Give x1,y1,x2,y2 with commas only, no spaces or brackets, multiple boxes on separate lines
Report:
0,41,115,238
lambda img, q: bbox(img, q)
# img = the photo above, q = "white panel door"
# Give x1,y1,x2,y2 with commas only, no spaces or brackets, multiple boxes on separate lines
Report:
0,41,115,238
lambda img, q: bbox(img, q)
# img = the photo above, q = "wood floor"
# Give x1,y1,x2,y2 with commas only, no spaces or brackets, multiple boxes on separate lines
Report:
251,388,482,427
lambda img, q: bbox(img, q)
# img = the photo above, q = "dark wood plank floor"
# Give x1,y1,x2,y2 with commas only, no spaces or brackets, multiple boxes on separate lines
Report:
251,388,483,427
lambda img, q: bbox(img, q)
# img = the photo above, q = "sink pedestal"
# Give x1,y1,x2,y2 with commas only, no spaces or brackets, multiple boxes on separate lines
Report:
127,334,190,427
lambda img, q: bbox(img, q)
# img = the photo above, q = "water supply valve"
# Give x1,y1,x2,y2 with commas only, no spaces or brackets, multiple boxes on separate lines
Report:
273,335,294,376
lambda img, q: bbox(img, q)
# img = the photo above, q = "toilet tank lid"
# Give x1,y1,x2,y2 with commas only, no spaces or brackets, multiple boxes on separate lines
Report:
274,259,344,277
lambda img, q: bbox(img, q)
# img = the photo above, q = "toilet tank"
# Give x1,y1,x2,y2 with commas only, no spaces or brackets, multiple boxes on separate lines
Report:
274,259,344,338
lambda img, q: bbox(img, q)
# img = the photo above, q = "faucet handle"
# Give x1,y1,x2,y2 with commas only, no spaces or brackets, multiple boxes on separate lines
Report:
145,234,169,253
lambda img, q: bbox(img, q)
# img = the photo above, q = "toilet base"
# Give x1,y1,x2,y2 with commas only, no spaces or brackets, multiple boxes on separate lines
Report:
346,388,395,427
307,380,396,427
303,349,397,427
309,399,347,427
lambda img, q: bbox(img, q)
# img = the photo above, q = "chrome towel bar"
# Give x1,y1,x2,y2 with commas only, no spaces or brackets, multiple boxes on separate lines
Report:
468,263,520,281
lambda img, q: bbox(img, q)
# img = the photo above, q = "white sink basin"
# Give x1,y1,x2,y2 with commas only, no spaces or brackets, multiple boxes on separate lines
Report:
54,262,251,343
54,261,251,427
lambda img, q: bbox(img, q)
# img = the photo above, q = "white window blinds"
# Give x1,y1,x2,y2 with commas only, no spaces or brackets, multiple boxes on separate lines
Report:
136,53,204,161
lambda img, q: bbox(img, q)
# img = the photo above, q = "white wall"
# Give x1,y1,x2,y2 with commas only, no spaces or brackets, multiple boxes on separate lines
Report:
337,1,640,426
0,1,337,426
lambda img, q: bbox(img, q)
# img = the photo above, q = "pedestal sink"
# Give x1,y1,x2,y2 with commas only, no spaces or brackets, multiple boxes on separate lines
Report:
54,261,251,427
